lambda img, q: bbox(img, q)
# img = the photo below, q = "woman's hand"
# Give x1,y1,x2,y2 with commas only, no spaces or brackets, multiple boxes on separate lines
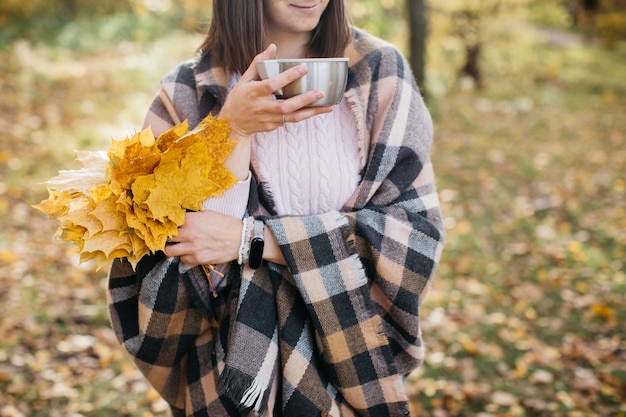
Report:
219,43,333,141
164,210,241,266
164,210,287,267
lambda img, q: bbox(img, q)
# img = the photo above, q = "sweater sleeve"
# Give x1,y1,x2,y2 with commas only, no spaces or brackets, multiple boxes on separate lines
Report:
202,172,251,219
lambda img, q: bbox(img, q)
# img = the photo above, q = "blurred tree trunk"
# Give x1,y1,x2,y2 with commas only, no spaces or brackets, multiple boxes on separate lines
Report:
407,0,428,92
60,0,78,17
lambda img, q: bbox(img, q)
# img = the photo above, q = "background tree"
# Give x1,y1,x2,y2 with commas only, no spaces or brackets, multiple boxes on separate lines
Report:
407,0,428,91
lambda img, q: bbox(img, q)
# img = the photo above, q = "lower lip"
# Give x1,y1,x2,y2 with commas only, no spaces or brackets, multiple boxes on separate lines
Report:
292,4,320,13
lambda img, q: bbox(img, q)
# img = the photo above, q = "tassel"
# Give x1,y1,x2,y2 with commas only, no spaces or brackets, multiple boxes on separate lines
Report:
240,378,268,414
217,367,269,416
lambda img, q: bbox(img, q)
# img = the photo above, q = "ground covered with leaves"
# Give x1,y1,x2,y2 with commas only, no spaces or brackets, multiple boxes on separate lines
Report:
0,14,624,417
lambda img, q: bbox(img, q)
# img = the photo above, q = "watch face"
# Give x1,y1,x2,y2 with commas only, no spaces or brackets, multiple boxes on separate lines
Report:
248,237,265,269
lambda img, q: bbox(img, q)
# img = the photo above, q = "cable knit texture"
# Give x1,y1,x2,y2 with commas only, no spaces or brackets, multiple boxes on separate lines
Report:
251,98,361,216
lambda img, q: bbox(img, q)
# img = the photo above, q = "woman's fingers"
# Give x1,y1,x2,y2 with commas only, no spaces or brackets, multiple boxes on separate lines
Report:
284,102,334,122
163,240,185,257
259,64,307,95
280,89,329,111
243,45,319,102
164,211,242,265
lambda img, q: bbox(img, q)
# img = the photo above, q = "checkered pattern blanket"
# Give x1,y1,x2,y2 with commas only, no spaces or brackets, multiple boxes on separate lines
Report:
108,28,445,417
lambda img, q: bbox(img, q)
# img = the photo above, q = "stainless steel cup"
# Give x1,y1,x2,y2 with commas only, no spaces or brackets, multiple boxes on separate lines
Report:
257,58,349,106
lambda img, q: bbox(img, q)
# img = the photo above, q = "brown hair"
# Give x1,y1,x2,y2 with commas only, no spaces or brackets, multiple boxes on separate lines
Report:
199,0,352,74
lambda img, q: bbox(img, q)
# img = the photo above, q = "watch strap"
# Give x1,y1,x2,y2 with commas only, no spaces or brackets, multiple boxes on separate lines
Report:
248,220,265,269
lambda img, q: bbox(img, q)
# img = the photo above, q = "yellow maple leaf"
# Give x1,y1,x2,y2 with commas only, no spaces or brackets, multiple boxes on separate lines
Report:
115,190,134,214
156,119,190,152
125,230,152,267
64,198,102,239
178,143,234,210
89,183,114,203
151,116,238,215
109,126,156,160
90,194,128,233
166,116,235,165
58,224,87,248
125,203,178,252
81,230,131,259
47,151,109,193
109,127,161,192
33,190,74,220
130,174,156,206
142,160,187,223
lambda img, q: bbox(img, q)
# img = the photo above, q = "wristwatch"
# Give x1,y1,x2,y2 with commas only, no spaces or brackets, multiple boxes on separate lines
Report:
248,220,265,269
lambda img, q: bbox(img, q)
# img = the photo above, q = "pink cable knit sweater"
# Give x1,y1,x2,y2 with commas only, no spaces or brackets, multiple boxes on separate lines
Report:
203,97,361,218
252,97,361,215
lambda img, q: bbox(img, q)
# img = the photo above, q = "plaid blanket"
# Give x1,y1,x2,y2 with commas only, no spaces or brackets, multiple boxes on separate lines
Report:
108,28,445,417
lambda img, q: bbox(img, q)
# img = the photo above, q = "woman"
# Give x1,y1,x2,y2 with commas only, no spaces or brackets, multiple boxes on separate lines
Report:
108,0,445,416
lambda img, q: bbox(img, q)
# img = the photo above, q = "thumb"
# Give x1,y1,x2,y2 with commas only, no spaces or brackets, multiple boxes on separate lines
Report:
241,44,277,81
257,43,278,60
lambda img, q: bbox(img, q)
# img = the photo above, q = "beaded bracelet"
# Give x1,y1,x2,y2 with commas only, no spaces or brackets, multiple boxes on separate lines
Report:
237,216,254,265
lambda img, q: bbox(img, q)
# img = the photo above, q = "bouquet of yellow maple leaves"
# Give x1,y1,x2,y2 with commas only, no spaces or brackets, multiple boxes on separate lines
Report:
34,115,237,270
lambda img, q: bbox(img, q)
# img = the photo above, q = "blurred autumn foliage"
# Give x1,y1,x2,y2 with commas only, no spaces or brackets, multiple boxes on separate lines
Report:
1,1,625,416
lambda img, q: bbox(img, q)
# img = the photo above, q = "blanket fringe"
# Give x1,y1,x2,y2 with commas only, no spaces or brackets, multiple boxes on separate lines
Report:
374,314,390,346
241,377,268,413
216,367,269,416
